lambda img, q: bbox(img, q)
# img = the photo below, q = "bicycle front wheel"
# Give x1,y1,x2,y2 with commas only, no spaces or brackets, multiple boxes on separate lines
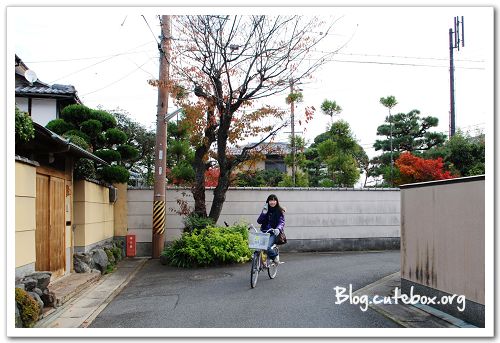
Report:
250,251,260,288
268,259,278,279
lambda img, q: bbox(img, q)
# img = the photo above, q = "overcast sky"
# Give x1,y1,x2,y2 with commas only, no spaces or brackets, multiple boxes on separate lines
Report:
9,6,493,164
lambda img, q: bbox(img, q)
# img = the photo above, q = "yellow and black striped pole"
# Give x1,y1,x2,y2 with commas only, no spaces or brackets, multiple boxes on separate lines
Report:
153,201,166,236
152,15,171,258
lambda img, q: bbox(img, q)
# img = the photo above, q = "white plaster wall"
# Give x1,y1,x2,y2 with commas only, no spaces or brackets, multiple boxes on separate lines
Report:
15,97,29,113
31,98,57,126
127,188,401,244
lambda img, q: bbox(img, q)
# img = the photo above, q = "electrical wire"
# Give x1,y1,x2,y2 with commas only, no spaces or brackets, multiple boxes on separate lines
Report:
47,42,155,83
80,58,154,97
24,47,154,64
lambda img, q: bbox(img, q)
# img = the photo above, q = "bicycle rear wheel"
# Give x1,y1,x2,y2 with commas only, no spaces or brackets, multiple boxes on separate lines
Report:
250,251,260,288
268,259,278,279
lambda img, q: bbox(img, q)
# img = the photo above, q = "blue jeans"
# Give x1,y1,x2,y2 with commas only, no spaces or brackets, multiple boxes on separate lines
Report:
267,234,279,259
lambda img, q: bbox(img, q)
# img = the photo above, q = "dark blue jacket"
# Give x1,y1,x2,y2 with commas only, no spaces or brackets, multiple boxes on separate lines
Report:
257,209,285,233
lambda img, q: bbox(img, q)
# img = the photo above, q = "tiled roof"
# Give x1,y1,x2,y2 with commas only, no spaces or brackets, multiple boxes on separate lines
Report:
228,142,291,155
15,84,77,96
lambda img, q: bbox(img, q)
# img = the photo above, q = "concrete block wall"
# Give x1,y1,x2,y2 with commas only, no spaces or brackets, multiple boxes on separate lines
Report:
15,159,38,278
128,187,401,256
73,180,115,252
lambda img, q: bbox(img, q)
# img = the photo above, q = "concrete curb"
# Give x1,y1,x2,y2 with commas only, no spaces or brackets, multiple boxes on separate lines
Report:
35,257,149,328
352,272,462,328
80,258,149,327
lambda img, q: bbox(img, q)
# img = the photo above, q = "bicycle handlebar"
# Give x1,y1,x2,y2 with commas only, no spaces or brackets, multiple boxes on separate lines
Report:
248,224,273,234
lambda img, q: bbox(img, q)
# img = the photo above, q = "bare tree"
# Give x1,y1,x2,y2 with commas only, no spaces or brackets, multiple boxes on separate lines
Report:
167,15,341,222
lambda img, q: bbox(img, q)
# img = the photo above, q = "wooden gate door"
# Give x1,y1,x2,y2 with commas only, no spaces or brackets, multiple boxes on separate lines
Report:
36,173,66,278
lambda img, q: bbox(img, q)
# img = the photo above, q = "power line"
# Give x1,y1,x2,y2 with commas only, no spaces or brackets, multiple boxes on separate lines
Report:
308,49,485,63
142,15,160,45
80,58,153,96
24,46,154,63
48,42,155,83
303,57,485,70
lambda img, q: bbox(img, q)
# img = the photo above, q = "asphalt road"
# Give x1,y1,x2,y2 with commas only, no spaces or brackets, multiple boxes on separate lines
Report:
90,251,401,328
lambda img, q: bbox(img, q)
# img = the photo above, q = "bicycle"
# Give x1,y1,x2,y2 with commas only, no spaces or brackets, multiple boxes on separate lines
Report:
248,224,279,288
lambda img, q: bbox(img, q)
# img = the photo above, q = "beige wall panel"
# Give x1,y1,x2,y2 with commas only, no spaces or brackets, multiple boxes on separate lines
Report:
113,183,128,236
73,181,86,202
83,222,114,246
65,226,72,248
104,204,114,222
15,196,36,232
104,220,114,239
401,178,484,305
73,201,86,225
73,224,86,247
15,162,36,197
82,202,106,224
16,230,36,267
82,181,108,203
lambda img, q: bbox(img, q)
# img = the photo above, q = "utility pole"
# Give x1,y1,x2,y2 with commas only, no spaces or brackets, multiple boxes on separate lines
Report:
449,16,464,139
289,79,296,186
152,15,171,259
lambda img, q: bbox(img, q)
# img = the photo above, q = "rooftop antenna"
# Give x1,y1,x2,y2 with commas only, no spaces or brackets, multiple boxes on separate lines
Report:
24,69,37,85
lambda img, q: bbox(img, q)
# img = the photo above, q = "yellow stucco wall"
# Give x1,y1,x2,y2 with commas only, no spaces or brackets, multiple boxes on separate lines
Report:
73,180,114,248
15,162,37,268
113,183,128,237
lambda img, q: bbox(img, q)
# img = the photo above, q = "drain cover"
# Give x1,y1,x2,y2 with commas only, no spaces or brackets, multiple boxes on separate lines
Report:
189,272,232,280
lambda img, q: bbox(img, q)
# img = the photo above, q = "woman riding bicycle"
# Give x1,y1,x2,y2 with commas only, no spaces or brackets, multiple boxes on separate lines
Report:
257,194,285,264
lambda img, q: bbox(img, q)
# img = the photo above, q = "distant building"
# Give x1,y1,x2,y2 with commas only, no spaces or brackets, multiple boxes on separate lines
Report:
15,54,81,126
229,142,293,175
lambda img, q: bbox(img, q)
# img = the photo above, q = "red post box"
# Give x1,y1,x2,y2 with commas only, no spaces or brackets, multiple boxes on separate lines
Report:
126,234,136,257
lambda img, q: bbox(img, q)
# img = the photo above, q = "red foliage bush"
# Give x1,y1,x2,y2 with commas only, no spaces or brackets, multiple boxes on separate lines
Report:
205,167,220,187
395,152,455,185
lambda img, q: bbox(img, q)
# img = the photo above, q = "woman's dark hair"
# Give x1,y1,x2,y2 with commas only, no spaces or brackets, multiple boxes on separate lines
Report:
266,194,285,213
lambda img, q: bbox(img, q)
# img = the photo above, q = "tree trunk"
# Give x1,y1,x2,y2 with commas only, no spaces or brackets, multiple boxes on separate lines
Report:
192,145,208,217
208,168,231,222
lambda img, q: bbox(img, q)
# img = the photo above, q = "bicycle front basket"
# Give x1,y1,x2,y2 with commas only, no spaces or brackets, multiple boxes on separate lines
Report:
248,231,270,250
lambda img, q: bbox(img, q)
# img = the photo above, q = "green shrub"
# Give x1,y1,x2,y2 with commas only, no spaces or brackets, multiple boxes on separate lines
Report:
74,158,96,180
100,165,130,183
183,213,215,233
64,129,90,144
60,104,92,125
94,149,121,163
171,161,195,182
318,179,336,187
112,246,123,261
105,128,127,145
89,109,117,130
80,119,103,137
46,119,74,135
104,264,116,275
117,144,139,161
15,107,35,143
105,248,116,264
64,134,89,151
15,288,40,328
160,223,251,268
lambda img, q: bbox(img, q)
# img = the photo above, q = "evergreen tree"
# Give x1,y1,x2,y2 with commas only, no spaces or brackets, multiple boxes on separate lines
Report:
371,108,446,186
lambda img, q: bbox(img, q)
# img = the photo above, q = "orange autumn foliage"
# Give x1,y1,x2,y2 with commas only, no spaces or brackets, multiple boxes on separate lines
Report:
205,167,220,187
395,152,456,185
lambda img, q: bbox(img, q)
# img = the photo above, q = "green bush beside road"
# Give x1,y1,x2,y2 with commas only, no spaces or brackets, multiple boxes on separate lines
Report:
161,223,252,268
